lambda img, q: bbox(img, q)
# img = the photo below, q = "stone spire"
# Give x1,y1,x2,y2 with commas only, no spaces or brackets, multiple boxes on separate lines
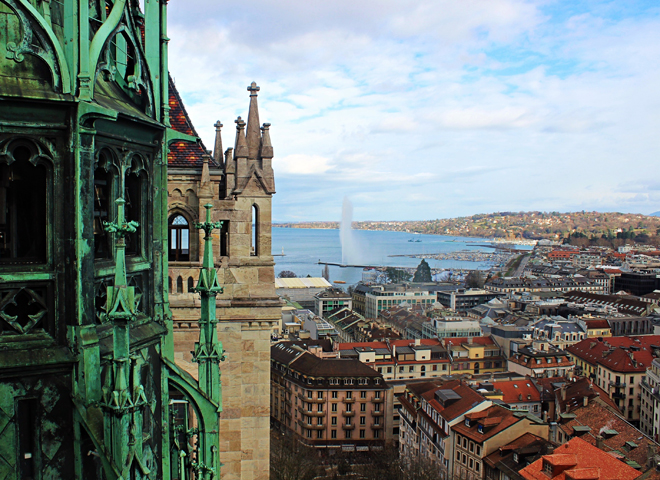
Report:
199,151,214,198
260,123,276,194
234,116,248,191
213,121,224,168
246,82,261,160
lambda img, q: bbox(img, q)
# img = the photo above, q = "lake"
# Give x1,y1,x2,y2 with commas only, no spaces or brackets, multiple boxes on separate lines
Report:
271,227,522,285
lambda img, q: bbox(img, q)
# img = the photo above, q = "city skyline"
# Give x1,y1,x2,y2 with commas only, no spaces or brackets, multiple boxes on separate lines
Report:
168,1,660,223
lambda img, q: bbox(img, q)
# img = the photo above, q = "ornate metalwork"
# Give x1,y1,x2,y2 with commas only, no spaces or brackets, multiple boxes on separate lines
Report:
3,0,64,92
0,287,48,335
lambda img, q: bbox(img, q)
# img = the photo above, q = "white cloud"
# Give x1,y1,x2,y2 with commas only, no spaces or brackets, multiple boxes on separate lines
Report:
276,154,333,175
167,1,660,221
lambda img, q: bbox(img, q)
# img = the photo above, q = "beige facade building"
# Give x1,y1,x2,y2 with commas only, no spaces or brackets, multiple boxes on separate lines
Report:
167,80,280,480
271,341,390,450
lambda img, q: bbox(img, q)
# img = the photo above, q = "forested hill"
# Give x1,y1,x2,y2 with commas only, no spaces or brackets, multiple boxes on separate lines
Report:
275,211,660,242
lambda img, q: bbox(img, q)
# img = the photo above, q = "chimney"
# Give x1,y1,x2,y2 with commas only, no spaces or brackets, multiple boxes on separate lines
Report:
583,395,589,407
415,338,421,346
561,387,567,401
546,444,555,455
467,336,474,344
543,411,548,422
596,436,604,451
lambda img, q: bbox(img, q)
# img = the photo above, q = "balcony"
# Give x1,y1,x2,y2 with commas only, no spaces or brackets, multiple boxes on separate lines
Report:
342,423,356,430
373,410,384,417
343,397,356,403
609,381,626,388
298,420,325,430
299,407,325,417
298,393,326,404
343,410,356,417
372,397,384,403
612,392,626,400
371,423,384,429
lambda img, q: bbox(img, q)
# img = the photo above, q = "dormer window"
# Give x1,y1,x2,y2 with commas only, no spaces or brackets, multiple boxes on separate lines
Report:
513,453,519,463
543,460,553,475
465,418,470,427
478,424,484,434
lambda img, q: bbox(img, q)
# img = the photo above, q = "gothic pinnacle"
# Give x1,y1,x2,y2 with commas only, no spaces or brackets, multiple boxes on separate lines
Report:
213,121,223,167
246,82,261,160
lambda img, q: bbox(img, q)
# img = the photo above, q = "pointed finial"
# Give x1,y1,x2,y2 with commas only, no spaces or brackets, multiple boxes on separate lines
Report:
248,82,260,96
214,120,223,129
246,83,261,159
260,123,273,158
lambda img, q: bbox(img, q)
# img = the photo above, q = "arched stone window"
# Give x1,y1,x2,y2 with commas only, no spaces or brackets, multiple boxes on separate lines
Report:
176,276,183,294
187,277,194,292
169,215,190,261
0,141,50,264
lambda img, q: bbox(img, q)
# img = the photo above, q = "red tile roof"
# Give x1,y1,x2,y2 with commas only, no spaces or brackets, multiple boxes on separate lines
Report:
452,405,523,443
567,336,660,373
584,320,611,330
493,379,541,404
444,336,497,347
557,401,659,468
167,76,212,168
519,437,642,480
484,432,549,468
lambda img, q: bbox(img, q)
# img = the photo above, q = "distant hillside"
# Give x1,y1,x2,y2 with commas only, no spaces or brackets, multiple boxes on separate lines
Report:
650,211,660,217
275,211,660,243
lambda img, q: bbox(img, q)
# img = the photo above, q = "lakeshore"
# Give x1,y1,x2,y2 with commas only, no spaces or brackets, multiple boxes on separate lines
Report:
272,227,531,285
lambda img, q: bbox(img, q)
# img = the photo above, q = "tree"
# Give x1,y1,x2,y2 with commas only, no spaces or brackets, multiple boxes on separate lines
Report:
385,267,411,284
278,270,297,278
413,259,432,283
465,270,484,288
270,432,320,480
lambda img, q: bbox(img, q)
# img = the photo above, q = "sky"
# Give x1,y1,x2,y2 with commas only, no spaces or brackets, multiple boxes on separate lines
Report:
167,1,660,223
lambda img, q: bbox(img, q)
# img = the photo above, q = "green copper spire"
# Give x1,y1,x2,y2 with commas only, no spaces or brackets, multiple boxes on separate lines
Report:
187,204,224,478
99,198,149,476
192,204,224,403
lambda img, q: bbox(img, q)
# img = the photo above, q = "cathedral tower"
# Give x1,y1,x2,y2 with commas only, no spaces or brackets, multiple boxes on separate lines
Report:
168,82,279,480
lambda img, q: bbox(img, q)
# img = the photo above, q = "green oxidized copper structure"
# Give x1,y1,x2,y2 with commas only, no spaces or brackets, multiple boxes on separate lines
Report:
0,0,223,478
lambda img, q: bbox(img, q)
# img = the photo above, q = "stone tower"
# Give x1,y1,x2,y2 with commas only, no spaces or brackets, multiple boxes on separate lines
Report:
168,82,280,480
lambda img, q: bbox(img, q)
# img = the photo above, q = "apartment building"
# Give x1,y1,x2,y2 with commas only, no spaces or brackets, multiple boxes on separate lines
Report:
641,358,660,441
444,336,507,376
507,344,575,379
355,284,436,319
271,342,390,450
315,287,352,317
336,339,450,382
485,277,605,295
399,380,492,480
436,288,505,313
483,380,542,414
567,335,660,425
451,405,549,480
